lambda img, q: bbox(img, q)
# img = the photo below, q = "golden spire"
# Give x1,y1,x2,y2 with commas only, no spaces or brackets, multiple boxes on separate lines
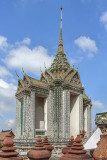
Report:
61,5,63,30
49,5,70,72
57,5,64,53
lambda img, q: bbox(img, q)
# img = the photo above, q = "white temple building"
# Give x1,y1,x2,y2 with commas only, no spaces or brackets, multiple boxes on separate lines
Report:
15,6,92,151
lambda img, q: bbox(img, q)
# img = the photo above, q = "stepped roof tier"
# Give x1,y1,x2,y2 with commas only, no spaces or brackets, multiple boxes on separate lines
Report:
16,6,84,96
40,6,84,92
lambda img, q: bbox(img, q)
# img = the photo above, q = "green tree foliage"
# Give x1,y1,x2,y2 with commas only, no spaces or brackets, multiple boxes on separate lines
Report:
0,142,3,148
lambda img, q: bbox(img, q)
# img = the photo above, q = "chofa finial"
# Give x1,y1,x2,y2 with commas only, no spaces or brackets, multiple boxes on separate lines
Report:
40,67,43,73
77,64,79,70
73,64,74,68
22,67,24,73
15,71,19,78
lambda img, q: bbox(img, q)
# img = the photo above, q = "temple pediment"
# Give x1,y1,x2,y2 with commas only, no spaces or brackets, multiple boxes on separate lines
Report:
70,71,82,87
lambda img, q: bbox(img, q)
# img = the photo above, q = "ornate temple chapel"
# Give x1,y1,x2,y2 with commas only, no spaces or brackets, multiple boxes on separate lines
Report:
15,7,92,147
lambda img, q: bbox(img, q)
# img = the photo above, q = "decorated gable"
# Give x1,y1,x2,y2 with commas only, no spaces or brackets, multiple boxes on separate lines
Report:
17,79,24,91
69,71,82,87
23,75,30,87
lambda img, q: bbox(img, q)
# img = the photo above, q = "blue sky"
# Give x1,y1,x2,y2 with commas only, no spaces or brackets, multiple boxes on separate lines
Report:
0,0,107,132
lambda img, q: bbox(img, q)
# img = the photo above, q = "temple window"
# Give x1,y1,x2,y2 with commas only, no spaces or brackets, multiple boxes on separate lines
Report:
35,96,47,136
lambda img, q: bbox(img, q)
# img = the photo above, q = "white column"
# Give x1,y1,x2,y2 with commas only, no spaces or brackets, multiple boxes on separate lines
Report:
47,90,54,138
23,95,26,138
90,105,92,132
15,98,21,138
87,104,91,137
84,106,88,132
62,90,70,138
62,90,66,138
26,95,32,138
79,94,83,131
30,92,35,138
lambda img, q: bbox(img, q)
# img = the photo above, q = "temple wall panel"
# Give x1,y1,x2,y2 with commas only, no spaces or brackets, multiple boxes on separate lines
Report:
53,87,59,138
22,95,32,138
66,90,70,138
30,92,35,138
87,104,91,137
47,90,54,138
58,87,63,138
15,99,21,138
83,104,92,137
62,90,70,138
23,95,27,137
27,95,32,138
22,96,25,137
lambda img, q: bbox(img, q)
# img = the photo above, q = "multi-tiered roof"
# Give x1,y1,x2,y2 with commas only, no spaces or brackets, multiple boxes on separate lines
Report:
16,6,86,95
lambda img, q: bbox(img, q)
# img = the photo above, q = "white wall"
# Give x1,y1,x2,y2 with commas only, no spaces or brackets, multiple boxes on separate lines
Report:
84,127,101,150
70,95,79,137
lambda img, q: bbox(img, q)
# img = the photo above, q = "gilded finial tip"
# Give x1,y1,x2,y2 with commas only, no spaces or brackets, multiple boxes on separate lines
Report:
61,5,63,10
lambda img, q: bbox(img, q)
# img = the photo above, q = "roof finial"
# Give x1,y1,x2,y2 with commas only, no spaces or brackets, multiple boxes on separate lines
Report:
22,67,24,73
76,64,79,70
15,71,19,78
73,64,74,68
61,5,63,30
40,67,43,73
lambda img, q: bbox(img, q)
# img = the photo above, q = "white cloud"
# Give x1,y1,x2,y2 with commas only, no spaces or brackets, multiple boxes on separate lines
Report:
92,100,105,109
0,79,17,112
4,45,53,74
0,65,12,77
22,38,31,45
100,11,107,30
5,119,15,129
0,35,8,49
15,37,31,46
74,36,98,57
0,79,9,89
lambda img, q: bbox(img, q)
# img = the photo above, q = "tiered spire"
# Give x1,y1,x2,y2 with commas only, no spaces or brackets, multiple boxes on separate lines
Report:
50,6,70,72
57,5,64,53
